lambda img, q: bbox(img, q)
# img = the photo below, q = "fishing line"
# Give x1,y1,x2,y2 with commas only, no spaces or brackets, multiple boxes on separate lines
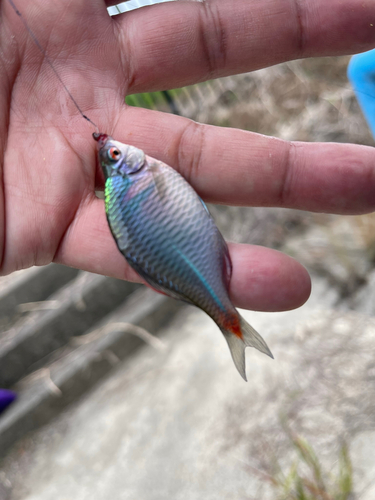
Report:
7,0,99,132
7,0,375,127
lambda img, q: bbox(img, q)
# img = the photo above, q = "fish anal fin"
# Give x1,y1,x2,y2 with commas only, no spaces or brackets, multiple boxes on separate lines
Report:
143,281,168,297
126,254,195,305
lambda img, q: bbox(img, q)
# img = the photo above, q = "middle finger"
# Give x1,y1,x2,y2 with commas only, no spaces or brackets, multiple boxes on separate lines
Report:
106,106,375,215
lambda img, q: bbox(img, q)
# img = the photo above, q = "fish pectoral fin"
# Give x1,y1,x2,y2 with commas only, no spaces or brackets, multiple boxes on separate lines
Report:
199,196,211,216
150,167,168,203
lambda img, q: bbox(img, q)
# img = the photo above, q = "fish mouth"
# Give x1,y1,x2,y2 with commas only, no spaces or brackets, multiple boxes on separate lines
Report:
92,132,109,148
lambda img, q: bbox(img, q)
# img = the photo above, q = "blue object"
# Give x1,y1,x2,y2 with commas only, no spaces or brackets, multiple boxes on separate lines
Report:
348,49,375,139
0,389,17,414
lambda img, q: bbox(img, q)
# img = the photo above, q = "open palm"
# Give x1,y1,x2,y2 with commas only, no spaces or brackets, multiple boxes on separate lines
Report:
1,0,375,312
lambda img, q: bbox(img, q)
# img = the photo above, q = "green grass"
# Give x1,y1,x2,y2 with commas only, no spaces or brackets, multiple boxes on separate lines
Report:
125,92,166,110
270,433,353,500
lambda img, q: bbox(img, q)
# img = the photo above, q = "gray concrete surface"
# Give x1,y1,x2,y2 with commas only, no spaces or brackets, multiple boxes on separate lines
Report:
0,272,139,388
0,265,79,333
2,276,374,500
0,288,183,458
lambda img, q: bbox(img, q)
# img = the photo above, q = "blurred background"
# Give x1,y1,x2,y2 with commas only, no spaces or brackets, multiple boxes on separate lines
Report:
0,1,375,499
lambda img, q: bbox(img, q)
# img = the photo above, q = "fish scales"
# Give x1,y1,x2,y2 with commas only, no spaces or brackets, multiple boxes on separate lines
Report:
105,158,232,320
95,133,273,380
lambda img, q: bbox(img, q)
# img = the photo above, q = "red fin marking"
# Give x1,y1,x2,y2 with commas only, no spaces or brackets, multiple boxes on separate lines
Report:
222,314,243,339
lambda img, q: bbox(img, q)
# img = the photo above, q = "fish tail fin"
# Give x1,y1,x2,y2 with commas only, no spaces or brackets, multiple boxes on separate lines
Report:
221,315,273,381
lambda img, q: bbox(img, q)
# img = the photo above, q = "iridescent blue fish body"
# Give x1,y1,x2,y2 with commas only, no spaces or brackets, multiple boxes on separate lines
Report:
94,133,273,380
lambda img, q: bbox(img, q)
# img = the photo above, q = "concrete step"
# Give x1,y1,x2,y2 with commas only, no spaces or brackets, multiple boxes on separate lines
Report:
0,288,182,458
0,272,140,388
0,264,79,333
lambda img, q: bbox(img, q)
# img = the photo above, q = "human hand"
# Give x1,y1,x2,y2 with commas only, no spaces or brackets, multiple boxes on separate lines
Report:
2,0,375,312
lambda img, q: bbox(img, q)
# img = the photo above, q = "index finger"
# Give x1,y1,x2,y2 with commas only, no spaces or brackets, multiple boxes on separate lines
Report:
112,0,375,93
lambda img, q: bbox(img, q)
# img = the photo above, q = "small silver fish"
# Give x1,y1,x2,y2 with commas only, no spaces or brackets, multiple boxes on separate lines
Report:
94,132,273,380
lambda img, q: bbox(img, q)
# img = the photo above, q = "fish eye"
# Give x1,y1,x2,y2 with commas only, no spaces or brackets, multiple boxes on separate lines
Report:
107,147,121,161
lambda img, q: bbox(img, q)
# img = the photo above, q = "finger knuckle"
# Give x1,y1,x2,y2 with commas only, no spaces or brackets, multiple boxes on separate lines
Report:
177,120,206,185
198,2,228,78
